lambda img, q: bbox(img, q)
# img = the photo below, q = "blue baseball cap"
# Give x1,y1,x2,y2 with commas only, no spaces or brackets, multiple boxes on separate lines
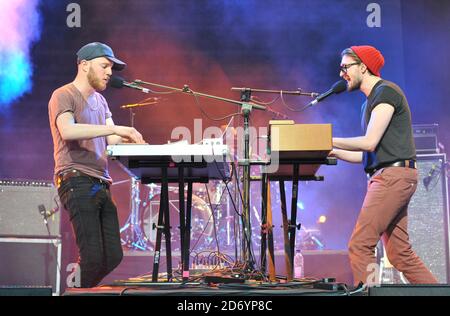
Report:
76,42,126,71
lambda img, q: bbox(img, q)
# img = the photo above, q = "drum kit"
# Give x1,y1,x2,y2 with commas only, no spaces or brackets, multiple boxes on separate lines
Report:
116,177,239,254
112,144,326,258
115,175,323,255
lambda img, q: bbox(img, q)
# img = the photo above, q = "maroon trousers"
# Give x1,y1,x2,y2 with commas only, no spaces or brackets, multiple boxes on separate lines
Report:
348,166,438,285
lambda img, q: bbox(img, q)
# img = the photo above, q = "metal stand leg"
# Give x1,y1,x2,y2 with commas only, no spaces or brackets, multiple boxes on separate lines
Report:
152,180,165,282
261,173,276,281
289,164,300,275
266,182,276,281
183,182,193,281
260,172,268,272
120,177,151,251
241,107,254,270
152,168,173,282
279,180,292,281
178,166,185,268
177,166,190,281
162,170,173,281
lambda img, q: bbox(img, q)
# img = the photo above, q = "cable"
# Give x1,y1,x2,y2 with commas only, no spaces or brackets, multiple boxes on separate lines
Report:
138,86,180,95
119,286,143,296
339,283,351,296
347,283,368,296
187,178,248,281
230,161,245,209
189,184,227,253
38,194,62,281
428,164,443,191
204,183,221,254
190,88,243,121
279,90,312,113
224,181,243,217
250,95,280,106
209,142,243,218
219,116,236,140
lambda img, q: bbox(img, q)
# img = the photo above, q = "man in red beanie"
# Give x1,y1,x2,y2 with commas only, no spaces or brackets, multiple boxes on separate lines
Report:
331,45,438,286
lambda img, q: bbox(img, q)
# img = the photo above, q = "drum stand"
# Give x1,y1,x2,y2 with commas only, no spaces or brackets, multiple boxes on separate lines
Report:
120,177,152,251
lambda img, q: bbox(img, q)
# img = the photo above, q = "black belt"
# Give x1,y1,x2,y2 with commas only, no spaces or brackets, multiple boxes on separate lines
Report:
57,169,109,188
368,159,417,177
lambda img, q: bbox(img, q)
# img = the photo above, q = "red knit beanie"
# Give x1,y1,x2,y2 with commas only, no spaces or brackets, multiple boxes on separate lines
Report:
350,45,385,77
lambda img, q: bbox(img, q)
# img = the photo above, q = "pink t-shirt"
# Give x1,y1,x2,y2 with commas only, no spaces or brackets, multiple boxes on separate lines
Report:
48,83,113,183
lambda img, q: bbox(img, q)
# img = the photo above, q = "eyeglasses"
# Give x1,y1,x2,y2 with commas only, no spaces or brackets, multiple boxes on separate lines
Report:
340,62,360,74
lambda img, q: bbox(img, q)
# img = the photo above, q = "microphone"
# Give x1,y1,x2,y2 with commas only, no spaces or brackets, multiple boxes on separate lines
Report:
423,162,440,190
110,76,150,93
120,97,161,109
38,204,59,224
306,80,347,107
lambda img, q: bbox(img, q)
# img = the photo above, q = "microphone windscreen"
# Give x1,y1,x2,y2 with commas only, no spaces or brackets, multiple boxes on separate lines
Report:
423,176,431,190
110,76,124,88
331,80,347,94
38,204,46,214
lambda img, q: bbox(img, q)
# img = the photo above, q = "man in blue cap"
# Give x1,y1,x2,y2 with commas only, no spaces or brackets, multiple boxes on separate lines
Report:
48,42,145,288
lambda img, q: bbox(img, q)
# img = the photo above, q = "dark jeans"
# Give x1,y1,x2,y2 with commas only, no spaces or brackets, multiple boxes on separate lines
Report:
58,176,123,288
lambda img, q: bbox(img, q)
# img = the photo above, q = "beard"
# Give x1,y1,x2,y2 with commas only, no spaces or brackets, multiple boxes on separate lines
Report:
346,74,362,92
87,68,107,91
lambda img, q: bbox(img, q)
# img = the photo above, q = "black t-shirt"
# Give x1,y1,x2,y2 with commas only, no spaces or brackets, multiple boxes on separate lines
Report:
362,80,416,173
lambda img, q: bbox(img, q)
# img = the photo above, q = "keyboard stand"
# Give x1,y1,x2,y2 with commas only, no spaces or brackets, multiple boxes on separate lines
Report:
260,158,337,281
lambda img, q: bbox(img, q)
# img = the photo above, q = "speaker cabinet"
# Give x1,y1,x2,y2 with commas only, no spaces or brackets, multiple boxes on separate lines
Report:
408,154,450,283
0,180,60,237
413,124,439,154
0,237,61,295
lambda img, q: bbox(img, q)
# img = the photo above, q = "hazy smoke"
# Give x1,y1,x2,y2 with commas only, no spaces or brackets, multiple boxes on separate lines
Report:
0,0,41,105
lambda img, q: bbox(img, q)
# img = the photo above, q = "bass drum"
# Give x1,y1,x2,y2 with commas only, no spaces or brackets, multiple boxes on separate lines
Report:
141,186,215,253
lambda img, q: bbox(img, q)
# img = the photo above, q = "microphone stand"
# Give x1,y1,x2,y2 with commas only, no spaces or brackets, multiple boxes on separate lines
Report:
231,87,319,98
116,103,153,251
130,107,136,128
231,86,318,277
133,79,266,272
134,79,266,110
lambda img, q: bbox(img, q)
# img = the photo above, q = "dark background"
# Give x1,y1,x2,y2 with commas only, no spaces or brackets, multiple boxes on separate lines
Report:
0,0,449,250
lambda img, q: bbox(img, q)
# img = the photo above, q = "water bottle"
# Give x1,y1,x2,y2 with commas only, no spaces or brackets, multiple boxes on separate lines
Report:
294,248,304,279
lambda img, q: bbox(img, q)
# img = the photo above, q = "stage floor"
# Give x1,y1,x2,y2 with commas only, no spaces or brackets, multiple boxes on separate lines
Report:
62,279,363,296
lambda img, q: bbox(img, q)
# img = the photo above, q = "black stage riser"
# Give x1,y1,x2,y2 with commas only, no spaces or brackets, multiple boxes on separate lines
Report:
0,286,53,296
369,284,450,296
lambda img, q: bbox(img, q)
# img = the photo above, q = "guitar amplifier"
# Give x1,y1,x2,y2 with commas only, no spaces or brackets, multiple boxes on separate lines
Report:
0,180,60,238
0,237,61,296
379,154,450,284
408,154,450,283
413,124,439,154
